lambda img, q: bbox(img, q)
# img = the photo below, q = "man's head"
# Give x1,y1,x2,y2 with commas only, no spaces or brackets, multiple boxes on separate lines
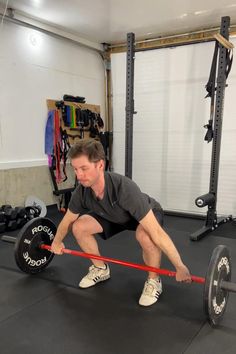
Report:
68,139,105,162
68,139,105,187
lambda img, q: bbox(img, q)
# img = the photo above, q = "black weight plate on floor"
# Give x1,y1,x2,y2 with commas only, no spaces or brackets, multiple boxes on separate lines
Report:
204,245,231,326
14,217,56,274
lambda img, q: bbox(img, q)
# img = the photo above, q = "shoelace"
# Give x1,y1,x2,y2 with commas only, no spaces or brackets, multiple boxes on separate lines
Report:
143,280,160,296
87,265,104,280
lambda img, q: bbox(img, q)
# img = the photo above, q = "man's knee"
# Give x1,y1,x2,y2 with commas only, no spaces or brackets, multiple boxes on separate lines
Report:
72,217,87,237
72,215,102,237
136,225,150,243
136,225,160,252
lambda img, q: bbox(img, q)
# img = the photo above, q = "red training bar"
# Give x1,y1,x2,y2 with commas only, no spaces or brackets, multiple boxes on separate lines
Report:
40,244,205,284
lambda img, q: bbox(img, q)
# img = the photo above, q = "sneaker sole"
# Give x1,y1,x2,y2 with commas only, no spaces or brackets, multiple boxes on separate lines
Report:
79,274,111,289
139,291,162,307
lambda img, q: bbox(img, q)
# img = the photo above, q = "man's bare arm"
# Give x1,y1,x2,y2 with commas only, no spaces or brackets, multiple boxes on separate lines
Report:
140,210,191,282
51,209,79,254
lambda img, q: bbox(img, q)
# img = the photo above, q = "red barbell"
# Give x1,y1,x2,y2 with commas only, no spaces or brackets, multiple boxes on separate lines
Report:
1,217,235,327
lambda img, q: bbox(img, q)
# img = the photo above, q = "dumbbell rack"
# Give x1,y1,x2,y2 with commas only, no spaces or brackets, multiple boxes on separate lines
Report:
0,204,42,233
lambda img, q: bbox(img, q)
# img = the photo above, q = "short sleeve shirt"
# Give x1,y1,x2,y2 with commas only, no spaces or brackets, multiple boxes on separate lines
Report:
69,172,162,224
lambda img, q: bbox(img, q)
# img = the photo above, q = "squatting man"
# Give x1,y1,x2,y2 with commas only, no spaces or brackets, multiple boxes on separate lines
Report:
51,139,191,306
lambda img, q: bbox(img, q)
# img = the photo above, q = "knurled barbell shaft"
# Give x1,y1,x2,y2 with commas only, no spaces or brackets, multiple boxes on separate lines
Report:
220,280,236,293
41,244,205,284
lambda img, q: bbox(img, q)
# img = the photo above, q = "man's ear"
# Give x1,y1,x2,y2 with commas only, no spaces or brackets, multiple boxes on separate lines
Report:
99,159,105,170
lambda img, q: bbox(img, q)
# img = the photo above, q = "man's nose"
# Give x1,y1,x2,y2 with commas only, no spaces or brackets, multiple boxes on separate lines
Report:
76,170,83,179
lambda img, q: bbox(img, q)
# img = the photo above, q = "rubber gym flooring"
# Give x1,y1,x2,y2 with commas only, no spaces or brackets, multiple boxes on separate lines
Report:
0,207,236,354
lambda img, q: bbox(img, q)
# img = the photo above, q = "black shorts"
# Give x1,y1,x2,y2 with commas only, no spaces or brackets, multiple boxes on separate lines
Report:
83,208,164,240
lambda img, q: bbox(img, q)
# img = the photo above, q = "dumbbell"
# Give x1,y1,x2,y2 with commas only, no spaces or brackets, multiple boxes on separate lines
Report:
0,206,18,231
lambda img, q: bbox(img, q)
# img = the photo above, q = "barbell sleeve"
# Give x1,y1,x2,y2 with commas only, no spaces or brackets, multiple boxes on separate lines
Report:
220,280,236,293
1,235,17,243
40,244,205,284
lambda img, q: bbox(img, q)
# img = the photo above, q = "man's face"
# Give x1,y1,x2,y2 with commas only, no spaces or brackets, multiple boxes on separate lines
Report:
71,155,104,187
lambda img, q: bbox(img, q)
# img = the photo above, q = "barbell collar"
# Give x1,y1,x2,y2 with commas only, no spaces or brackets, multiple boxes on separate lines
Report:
220,280,236,293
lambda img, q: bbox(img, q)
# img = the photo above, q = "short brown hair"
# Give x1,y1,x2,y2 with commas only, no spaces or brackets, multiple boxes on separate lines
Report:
68,139,105,162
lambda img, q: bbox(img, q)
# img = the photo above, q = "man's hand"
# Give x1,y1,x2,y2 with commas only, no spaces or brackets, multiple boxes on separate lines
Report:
51,241,65,255
175,265,192,283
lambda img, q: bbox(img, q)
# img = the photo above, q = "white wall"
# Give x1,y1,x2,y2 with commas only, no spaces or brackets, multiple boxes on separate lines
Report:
111,39,236,216
0,21,105,169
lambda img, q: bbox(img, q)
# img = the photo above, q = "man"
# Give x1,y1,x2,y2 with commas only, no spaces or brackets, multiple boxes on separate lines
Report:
51,139,191,306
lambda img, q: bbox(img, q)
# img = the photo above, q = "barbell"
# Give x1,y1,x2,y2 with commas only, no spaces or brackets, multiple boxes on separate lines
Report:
1,217,235,327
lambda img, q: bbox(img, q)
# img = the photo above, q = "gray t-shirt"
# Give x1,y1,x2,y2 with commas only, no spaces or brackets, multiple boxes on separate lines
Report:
69,172,162,224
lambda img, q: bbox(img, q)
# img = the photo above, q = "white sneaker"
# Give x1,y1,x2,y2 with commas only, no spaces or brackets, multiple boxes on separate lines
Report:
79,264,110,288
139,277,162,306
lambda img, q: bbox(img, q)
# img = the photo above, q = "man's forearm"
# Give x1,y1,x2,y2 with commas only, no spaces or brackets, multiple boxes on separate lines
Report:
54,220,72,243
155,230,184,270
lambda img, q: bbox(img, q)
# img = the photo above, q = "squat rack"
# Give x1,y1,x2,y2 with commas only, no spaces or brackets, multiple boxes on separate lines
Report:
124,16,233,240
125,32,136,179
190,16,233,241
